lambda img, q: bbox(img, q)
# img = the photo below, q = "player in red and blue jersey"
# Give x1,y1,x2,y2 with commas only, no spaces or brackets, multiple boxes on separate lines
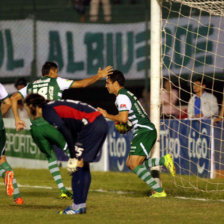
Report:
24,93,108,215
11,61,112,199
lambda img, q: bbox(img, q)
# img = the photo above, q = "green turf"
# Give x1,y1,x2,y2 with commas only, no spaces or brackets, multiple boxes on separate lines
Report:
0,168,224,224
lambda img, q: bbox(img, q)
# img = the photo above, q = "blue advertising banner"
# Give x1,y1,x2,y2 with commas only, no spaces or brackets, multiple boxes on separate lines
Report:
160,119,212,178
107,119,218,178
25,118,222,176
214,122,224,171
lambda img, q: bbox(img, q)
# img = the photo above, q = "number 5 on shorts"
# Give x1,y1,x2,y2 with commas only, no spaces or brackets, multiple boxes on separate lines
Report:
74,146,84,157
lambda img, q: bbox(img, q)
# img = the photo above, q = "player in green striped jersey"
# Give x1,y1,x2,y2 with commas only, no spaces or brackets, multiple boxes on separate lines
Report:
0,83,23,204
30,115,73,199
11,61,112,131
97,70,176,198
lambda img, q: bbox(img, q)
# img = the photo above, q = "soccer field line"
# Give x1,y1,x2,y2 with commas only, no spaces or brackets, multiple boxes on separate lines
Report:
1,182,224,202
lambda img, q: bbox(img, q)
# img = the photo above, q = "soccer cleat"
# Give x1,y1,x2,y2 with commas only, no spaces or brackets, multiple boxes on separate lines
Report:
60,190,73,199
57,206,86,215
14,197,24,205
151,190,167,198
164,154,176,177
4,171,14,196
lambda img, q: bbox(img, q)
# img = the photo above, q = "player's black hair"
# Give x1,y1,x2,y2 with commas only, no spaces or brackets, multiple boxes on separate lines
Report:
41,61,58,76
14,78,27,89
108,70,125,87
24,94,47,116
194,77,207,86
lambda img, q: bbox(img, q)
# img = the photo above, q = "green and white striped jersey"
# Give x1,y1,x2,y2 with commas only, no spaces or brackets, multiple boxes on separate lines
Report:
115,88,155,133
0,83,9,130
19,76,74,100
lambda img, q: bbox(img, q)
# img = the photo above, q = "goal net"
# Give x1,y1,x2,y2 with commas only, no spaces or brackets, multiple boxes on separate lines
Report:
160,0,224,194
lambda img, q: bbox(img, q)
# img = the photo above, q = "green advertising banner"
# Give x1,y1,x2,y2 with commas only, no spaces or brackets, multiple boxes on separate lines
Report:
5,128,46,160
0,17,223,79
3,118,106,170
4,118,46,161
0,19,34,78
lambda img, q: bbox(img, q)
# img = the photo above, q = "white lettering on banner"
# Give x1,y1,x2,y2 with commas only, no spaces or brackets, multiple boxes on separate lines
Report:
160,129,180,159
109,131,127,171
6,133,40,156
188,128,208,174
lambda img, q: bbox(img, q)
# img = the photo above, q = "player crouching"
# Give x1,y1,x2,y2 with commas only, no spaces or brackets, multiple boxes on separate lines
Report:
24,94,108,214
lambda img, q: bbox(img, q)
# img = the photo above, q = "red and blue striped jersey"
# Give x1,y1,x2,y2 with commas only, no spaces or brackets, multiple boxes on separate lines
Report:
42,99,102,158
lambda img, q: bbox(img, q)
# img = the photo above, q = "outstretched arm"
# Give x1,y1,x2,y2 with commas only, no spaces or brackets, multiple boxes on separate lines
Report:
11,92,25,131
97,108,129,123
71,66,113,88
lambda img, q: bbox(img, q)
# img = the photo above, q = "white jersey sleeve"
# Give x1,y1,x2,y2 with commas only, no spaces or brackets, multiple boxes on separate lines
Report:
18,85,28,98
56,77,74,91
115,94,132,112
0,83,9,101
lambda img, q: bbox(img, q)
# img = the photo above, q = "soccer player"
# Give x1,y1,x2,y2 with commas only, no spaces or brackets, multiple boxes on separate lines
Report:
23,93,108,214
0,83,23,204
29,108,73,199
11,61,112,198
97,70,176,197
11,61,113,130
14,78,27,91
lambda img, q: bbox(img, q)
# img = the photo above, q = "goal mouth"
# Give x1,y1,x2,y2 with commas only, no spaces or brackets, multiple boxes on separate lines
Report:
160,0,224,193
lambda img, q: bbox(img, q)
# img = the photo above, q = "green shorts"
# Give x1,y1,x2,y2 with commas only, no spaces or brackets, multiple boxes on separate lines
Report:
0,129,6,158
129,128,157,158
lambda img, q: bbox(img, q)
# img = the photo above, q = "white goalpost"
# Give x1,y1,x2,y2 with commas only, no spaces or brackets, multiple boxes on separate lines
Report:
151,0,224,193
150,0,162,184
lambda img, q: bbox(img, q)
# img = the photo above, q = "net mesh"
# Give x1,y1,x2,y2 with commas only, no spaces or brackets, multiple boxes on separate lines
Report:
161,0,224,193
173,0,224,16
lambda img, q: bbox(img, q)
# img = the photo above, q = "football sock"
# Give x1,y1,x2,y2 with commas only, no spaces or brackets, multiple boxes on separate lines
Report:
12,178,22,200
134,164,163,193
0,161,13,172
82,163,91,203
72,163,91,205
72,202,86,210
72,167,83,204
48,158,66,192
143,157,165,169
0,166,5,177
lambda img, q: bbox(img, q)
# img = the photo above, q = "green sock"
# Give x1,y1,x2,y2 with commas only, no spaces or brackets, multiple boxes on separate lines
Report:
143,157,165,169
133,164,163,193
48,158,66,192
0,161,13,173
0,166,6,178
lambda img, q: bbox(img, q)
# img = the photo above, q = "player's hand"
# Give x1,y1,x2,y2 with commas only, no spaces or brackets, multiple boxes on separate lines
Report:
15,120,26,131
97,66,113,78
67,158,78,174
97,107,108,118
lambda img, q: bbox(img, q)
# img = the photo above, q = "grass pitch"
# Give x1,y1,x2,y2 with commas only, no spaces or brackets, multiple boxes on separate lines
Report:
0,168,224,224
